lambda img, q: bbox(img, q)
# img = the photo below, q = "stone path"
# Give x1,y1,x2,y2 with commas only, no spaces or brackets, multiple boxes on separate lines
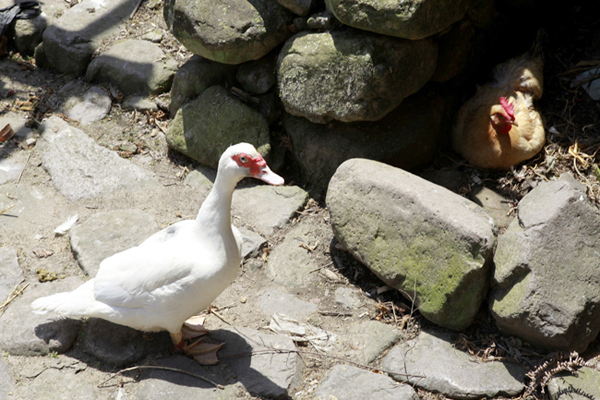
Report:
1,0,598,398
0,91,536,398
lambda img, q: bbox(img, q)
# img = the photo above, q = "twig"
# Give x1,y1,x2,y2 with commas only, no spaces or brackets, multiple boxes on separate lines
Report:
129,0,144,18
16,152,31,185
209,309,229,324
210,307,424,381
98,365,224,389
309,262,333,273
0,281,29,311
222,348,426,380
0,204,16,215
318,311,353,317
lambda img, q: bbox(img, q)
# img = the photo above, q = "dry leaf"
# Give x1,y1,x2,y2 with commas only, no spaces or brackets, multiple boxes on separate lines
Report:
0,124,14,142
33,249,54,258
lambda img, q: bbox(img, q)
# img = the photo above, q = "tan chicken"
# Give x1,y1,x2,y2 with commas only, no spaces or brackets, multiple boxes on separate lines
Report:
452,38,545,170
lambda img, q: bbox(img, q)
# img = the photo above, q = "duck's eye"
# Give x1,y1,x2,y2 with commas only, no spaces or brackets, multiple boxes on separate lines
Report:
239,156,248,163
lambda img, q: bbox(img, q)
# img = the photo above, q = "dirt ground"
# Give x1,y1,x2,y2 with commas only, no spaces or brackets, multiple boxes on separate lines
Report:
1,1,600,399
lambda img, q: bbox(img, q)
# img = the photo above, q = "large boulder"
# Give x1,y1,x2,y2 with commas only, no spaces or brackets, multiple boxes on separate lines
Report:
490,176,600,352
236,55,278,95
85,39,178,95
431,19,483,82
327,159,496,330
325,0,472,40
164,0,293,65
277,0,314,16
0,0,69,55
282,87,448,198
165,85,271,168
168,56,237,115
277,29,437,123
40,0,139,76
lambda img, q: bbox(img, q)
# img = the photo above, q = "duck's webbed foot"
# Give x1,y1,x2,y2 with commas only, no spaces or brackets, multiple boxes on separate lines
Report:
170,314,224,365
181,314,210,340
185,339,225,365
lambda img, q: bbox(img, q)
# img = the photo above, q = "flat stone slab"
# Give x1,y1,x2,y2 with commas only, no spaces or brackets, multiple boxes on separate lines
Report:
259,289,318,321
266,220,320,289
70,209,159,276
0,247,23,301
313,364,418,400
86,39,178,95
66,86,112,126
238,226,267,259
0,182,78,238
41,0,140,76
133,355,237,399
361,320,401,363
0,158,23,185
233,184,308,236
334,286,361,309
38,116,158,201
81,318,172,367
186,169,305,239
15,363,98,400
212,327,302,399
0,357,16,400
382,330,526,399
0,277,83,355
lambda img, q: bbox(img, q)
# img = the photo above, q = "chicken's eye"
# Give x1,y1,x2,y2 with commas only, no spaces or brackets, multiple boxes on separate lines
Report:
239,156,248,163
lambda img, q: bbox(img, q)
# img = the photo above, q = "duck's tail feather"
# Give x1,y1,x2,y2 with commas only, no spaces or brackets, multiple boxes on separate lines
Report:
31,280,96,317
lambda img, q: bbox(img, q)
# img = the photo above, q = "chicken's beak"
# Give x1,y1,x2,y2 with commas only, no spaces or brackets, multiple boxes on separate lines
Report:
254,166,284,186
510,119,519,127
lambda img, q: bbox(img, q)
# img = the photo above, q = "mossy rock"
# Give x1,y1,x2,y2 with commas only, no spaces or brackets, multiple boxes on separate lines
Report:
166,85,271,168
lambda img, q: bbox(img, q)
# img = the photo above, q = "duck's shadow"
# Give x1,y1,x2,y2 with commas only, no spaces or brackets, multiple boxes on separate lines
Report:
127,327,298,399
35,318,290,397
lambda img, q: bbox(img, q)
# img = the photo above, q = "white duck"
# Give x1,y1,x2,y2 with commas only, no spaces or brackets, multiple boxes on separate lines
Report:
32,143,284,364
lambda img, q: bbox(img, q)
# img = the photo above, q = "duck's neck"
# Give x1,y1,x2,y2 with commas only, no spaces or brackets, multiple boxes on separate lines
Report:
195,172,239,233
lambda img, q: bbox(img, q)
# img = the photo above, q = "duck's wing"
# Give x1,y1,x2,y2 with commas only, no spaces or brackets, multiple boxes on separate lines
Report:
92,221,210,309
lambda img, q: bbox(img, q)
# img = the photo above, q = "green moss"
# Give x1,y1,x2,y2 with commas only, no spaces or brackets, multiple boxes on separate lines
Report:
491,271,531,318
165,86,270,167
344,215,487,330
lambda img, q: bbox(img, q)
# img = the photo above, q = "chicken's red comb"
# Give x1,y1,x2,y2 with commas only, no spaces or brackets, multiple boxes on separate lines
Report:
499,97,515,120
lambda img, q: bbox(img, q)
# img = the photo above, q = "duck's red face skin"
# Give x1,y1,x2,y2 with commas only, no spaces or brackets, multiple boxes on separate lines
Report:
232,152,266,176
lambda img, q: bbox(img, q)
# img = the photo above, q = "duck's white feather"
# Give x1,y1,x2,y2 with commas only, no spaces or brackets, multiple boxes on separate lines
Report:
31,143,283,335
